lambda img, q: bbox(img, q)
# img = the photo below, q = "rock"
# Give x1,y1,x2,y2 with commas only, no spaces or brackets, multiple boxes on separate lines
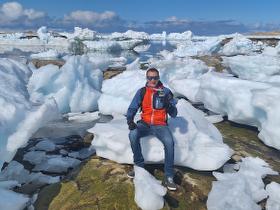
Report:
103,69,125,79
83,133,94,145
31,59,65,68
192,55,225,72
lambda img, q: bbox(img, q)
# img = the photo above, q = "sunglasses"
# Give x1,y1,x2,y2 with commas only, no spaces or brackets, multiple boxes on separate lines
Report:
147,76,160,81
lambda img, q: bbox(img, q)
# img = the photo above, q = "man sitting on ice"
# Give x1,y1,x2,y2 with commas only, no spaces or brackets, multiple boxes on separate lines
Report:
126,67,178,191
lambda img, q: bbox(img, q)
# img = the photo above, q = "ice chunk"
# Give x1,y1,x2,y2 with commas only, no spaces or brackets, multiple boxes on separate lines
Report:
134,166,166,210
0,188,29,210
66,111,100,123
90,100,233,170
37,26,51,43
207,157,278,210
252,87,280,150
173,37,222,57
30,49,61,60
223,55,280,81
28,55,102,113
0,58,60,168
266,182,280,210
220,33,261,56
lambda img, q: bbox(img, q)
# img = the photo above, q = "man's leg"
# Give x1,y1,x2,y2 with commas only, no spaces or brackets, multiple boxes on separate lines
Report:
153,125,175,178
128,122,150,168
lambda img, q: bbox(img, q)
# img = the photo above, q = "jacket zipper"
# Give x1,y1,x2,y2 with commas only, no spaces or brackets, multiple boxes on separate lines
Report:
151,91,154,125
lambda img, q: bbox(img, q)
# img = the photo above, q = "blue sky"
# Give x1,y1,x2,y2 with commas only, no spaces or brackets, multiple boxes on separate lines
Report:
0,0,280,35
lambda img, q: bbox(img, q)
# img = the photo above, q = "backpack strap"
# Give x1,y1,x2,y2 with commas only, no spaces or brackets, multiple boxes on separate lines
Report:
139,87,146,111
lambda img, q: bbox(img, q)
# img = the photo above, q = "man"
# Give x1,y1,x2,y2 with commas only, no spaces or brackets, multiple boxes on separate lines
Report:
126,67,178,191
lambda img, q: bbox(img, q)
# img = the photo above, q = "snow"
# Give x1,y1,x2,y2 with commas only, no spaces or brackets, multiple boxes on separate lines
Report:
28,55,102,113
0,58,59,168
37,26,51,43
220,33,261,56
89,100,233,170
266,182,280,210
207,157,278,210
133,166,166,210
30,49,61,60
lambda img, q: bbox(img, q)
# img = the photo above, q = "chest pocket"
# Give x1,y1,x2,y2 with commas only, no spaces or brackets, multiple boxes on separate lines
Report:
153,89,166,110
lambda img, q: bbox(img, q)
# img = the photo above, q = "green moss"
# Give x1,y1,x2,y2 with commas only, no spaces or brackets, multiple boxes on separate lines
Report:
41,158,138,210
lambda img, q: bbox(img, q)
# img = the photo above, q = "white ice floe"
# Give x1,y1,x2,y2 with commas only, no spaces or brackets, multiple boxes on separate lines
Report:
133,166,166,210
90,100,233,170
0,58,59,168
194,71,280,150
173,37,222,57
84,39,143,52
222,55,280,81
252,87,280,150
196,71,270,127
167,31,193,40
220,33,261,56
207,157,278,210
149,31,167,40
108,30,149,40
28,55,102,113
37,26,51,43
30,49,61,60
262,42,280,57
87,52,127,71
266,182,280,210
64,27,97,40
33,156,81,173
0,188,29,210
65,111,100,123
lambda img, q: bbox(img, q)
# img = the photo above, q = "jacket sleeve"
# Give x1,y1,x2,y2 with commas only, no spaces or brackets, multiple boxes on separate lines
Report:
166,89,177,118
126,88,142,123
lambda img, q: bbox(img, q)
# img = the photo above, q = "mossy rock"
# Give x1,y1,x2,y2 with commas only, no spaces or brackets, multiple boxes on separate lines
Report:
35,156,215,210
215,120,280,183
35,157,138,210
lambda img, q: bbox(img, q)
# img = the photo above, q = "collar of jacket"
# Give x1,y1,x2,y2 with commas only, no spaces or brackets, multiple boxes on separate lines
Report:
145,80,163,90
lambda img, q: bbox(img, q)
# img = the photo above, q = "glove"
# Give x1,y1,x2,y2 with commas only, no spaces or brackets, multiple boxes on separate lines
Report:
128,121,137,130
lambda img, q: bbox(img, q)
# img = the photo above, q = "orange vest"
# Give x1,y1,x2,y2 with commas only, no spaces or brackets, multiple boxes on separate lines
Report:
141,86,167,126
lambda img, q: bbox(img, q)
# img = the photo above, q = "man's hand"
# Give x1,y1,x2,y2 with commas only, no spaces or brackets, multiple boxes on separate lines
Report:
128,121,137,130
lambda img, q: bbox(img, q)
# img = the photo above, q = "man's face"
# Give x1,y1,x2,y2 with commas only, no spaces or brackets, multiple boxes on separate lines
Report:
146,71,159,88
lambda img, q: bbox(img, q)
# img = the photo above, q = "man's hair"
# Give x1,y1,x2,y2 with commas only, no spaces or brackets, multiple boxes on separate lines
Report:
146,67,159,76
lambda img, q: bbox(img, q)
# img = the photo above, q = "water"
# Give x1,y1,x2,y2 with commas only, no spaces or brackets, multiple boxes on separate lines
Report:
0,40,177,65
